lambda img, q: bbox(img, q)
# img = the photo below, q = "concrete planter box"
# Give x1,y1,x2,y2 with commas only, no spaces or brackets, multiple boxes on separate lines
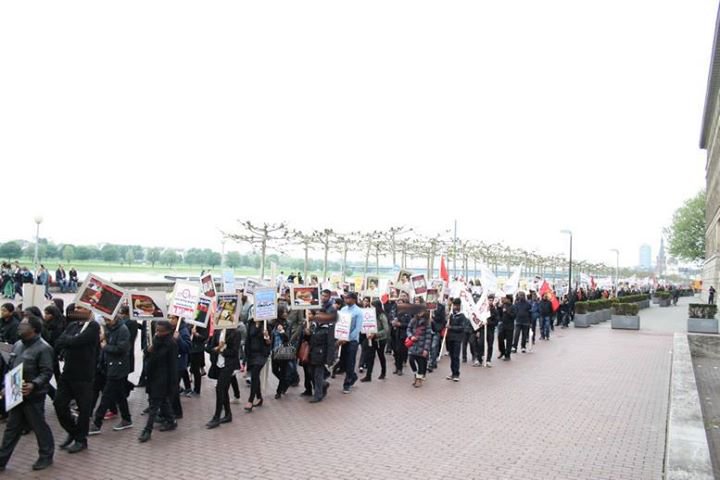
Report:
652,296,660,304
603,309,612,321
574,313,592,328
589,311,600,324
641,300,650,309
659,299,671,307
611,315,640,330
687,318,718,334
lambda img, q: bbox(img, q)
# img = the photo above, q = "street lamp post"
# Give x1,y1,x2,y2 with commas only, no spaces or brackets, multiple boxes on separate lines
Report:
560,230,573,296
33,216,43,270
610,249,620,293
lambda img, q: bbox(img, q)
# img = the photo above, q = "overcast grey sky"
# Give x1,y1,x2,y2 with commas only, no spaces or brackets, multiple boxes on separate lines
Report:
0,0,715,267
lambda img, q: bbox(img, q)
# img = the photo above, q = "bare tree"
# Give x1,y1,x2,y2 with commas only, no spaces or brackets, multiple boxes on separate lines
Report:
224,221,288,281
291,230,315,282
311,228,335,281
333,232,359,282
384,226,413,269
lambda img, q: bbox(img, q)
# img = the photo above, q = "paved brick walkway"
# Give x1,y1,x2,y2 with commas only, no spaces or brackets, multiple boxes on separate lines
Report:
0,295,688,479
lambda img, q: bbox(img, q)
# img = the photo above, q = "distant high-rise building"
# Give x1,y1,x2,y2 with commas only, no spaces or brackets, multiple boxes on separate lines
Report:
656,238,667,277
639,244,652,271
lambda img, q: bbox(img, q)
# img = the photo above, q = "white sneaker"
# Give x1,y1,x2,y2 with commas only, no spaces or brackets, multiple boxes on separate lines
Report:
452,377,460,382
485,362,492,368
472,361,481,367
445,375,453,380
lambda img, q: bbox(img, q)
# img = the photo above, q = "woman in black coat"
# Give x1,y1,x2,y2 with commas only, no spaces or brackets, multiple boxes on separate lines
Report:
205,328,240,429
244,319,271,412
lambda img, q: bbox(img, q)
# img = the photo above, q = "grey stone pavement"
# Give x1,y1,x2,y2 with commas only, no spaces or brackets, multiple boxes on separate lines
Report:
0,295,701,479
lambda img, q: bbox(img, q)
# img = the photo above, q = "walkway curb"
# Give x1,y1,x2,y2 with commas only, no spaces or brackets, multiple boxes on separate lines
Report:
665,333,714,479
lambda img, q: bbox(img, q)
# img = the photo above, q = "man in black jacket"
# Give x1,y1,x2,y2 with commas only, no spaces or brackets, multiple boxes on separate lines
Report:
512,291,532,353
498,295,516,361
89,313,132,435
0,316,55,471
139,321,178,443
390,291,412,376
445,298,467,381
428,302,446,371
0,304,20,345
53,305,100,454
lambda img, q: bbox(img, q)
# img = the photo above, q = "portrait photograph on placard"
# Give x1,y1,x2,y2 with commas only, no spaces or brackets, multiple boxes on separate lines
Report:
215,293,240,329
200,273,216,298
183,296,212,328
290,285,320,310
75,274,125,318
425,288,439,309
411,274,427,295
128,291,167,321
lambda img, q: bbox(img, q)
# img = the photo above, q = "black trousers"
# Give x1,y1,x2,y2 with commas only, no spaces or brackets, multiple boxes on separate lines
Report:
189,352,205,394
513,324,530,350
94,377,131,426
230,375,240,399
0,399,54,466
272,359,289,395
479,326,495,362
302,363,313,394
409,355,428,376
170,378,182,418
213,367,234,419
364,339,387,378
54,378,93,444
462,331,477,361
468,330,481,362
447,340,461,377
498,328,513,359
144,396,173,433
311,365,327,401
393,340,408,373
247,364,263,403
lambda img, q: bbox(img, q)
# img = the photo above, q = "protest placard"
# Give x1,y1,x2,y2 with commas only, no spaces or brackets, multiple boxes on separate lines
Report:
290,285,320,310
426,288,439,309
334,311,351,341
222,270,235,293
74,274,125,319
361,308,377,335
214,293,240,329
182,296,212,328
411,274,427,296
128,290,167,321
245,278,267,296
4,363,23,412
200,273,216,298
254,288,277,322
168,281,201,319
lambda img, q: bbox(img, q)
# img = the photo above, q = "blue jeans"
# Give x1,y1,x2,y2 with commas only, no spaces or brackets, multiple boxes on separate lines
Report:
343,341,359,390
541,316,551,339
429,333,441,368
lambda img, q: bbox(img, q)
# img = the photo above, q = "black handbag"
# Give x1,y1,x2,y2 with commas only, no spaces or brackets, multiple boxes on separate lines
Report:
207,364,219,380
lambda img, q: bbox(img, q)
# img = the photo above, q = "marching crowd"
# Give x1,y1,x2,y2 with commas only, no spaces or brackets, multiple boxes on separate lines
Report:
0,274,653,472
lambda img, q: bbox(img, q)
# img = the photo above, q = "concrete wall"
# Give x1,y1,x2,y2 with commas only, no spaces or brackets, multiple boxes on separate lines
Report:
704,90,720,303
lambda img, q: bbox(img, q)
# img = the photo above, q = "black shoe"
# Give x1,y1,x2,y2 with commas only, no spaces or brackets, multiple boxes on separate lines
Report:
32,458,53,471
360,376,371,383
219,416,232,424
59,435,75,450
159,422,177,432
67,441,87,454
300,390,312,397
137,380,147,388
206,418,221,429
274,392,282,399
309,398,323,404
138,430,151,443
378,373,386,380
322,382,329,397
397,370,403,376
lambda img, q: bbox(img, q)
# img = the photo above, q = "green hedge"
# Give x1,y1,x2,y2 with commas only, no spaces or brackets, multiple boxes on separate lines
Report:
614,294,650,304
575,302,588,314
655,291,672,300
612,303,640,316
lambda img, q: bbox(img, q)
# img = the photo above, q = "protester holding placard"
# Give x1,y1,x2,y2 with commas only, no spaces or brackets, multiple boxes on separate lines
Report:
138,321,177,443
167,316,191,419
338,293,363,395
243,319,271,412
41,305,65,401
205,327,241,429
360,300,389,382
390,291,412,376
271,306,292,400
54,305,99,454
512,291,532,354
188,325,209,397
88,312,133,436
0,316,55,471
446,299,467,382
406,309,432,388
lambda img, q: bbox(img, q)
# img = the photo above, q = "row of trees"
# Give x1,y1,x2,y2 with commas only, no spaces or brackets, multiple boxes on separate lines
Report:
224,221,628,283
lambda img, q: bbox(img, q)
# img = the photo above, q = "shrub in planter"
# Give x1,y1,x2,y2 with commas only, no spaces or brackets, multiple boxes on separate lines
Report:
656,291,671,300
688,304,718,319
612,303,640,330
687,304,718,334
612,303,639,316
575,302,588,314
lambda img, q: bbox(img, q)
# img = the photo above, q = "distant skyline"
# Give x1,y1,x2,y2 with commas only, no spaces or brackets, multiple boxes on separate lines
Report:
0,1,715,269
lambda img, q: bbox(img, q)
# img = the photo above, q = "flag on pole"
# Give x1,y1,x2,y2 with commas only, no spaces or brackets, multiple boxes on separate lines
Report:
440,256,449,283
539,280,560,312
